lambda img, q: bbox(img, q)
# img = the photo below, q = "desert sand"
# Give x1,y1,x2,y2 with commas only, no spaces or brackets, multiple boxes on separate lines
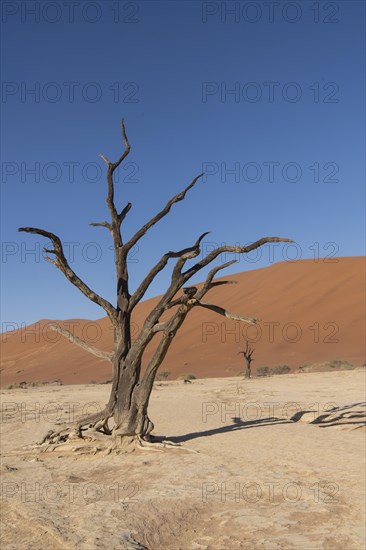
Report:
1,257,365,386
1,369,365,549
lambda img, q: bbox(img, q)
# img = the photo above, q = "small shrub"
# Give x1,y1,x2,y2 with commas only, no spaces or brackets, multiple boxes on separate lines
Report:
298,363,311,372
271,365,291,375
178,373,196,381
6,382,28,389
257,366,271,377
156,370,171,381
327,359,353,369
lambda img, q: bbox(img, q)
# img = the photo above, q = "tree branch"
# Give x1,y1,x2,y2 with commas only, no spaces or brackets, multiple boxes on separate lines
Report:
141,301,192,385
18,227,117,322
195,259,237,300
89,221,112,230
194,300,257,324
99,119,132,314
152,322,169,333
208,280,238,288
186,258,259,324
141,288,258,389
240,340,254,359
123,173,204,253
118,202,132,223
128,231,210,311
48,324,113,361
112,118,131,172
99,118,131,238
183,237,293,282
128,236,290,368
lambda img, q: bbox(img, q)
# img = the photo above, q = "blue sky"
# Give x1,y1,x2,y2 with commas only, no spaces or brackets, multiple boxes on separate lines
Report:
1,0,365,328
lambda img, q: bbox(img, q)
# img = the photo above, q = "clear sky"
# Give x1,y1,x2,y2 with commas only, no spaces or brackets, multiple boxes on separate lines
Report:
1,0,365,328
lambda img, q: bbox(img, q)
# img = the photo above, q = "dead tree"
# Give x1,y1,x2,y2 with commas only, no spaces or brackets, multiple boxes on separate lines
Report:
239,341,254,379
19,119,292,452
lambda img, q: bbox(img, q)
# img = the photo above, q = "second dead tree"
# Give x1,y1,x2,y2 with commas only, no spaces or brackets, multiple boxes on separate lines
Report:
239,341,254,379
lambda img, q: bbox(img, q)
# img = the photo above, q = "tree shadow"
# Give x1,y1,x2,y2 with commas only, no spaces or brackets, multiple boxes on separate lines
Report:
291,402,366,430
155,402,366,444
156,416,293,444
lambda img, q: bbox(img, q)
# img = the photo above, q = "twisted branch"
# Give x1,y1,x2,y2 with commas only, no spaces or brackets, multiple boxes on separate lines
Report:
194,301,257,324
99,118,131,229
182,237,293,282
123,173,204,253
195,259,237,300
48,324,113,361
18,227,116,322
129,232,210,311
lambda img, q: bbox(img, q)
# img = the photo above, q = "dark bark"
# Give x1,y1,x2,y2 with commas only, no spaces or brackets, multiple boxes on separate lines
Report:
19,119,292,451
239,341,254,379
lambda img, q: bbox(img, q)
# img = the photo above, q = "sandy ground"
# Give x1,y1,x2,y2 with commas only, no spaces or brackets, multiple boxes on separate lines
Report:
1,369,365,550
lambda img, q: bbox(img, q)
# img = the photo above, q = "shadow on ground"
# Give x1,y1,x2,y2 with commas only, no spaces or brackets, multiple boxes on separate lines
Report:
158,416,292,444
157,402,366,443
290,402,366,429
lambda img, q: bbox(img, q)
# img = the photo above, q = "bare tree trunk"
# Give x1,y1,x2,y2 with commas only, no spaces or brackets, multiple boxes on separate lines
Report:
112,376,154,448
245,359,251,379
239,341,254,380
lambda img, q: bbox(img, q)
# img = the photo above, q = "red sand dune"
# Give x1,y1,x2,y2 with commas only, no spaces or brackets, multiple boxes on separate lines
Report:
1,257,365,385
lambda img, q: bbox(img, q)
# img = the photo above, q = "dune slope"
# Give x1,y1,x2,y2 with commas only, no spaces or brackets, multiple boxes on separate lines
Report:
1,257,365,385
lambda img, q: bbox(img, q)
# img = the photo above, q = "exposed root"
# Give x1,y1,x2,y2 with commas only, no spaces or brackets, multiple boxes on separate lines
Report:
75,410,113,435
136,436,199,454
13,432,198,457
36,409,113,451
21,409,198,456
94,417,112,435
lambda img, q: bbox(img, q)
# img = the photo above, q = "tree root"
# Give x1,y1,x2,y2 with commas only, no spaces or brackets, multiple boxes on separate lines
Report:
21,411,198,456
15,433,198,457
37,409,113,448
136,436,199,454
